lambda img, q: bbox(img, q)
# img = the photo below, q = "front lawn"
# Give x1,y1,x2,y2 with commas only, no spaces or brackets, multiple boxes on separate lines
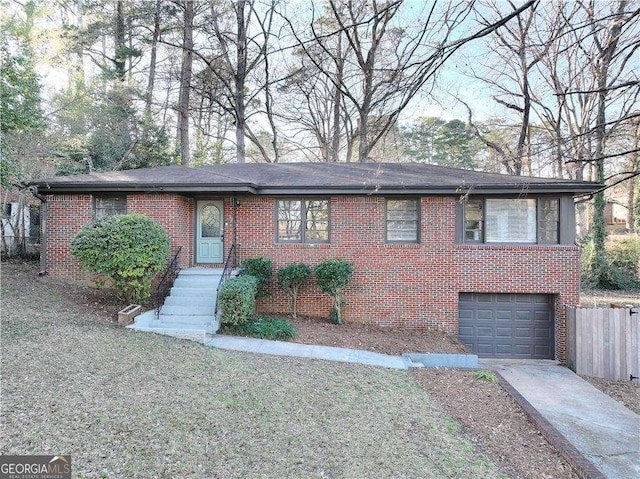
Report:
1,262,500,478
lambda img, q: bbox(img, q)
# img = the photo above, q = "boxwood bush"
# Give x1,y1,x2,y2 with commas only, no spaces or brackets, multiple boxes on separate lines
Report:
234,317,296,340
277,262,311,318
218,275,259,327
240,257,273,297
70,213,169,303
315,258,353,325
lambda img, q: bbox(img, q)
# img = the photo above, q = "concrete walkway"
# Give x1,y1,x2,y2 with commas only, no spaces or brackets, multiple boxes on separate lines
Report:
206,335,413,369
480,359,640,479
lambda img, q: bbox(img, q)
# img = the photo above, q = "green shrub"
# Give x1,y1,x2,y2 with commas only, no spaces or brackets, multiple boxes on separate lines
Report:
582,236,640,290
240,257,272,296
277,263,311,318
70,213,169,303
230,317,296,340
218,275,258,327
473,370,497,383
607,236,639,280
315,258,353,325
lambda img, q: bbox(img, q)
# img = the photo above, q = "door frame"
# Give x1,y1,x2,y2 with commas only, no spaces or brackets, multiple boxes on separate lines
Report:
195,199,224,264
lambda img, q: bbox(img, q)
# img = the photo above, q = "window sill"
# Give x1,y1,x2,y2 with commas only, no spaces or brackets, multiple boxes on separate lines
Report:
384,243,421,248
275,243,332,248
456,243,578,251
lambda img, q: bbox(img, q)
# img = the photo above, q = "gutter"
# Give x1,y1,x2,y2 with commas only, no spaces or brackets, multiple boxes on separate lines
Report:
30,187,48,276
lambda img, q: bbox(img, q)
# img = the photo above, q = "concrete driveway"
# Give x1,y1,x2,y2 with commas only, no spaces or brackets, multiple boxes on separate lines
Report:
480,359,640,479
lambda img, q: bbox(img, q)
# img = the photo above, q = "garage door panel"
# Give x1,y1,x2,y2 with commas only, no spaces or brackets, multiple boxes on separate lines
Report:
495,327,512,337
496,295,513,303
534,328,551,338
515,327,533,338
477,327,494,338
515,310,533,320
458,326,474,337
459,293,554,359
496,344,514,354
476,343,495,354
477,293,494,303
533,294,552,304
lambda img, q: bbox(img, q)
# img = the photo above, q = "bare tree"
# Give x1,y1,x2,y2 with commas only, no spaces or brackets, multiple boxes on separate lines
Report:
288,0,535,163
175,0,194,165
190,0,282,163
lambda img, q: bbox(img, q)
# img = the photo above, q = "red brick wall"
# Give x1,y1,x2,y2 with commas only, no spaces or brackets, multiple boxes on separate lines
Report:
45,194,93,279
233,195,579,361
44,193,195,278
127,194,194,269
45,193,580,360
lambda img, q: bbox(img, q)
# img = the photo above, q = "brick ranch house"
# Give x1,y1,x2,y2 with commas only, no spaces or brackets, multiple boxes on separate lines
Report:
33,162,600,361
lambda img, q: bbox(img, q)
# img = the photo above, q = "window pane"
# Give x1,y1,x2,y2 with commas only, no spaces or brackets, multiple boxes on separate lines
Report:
486,199,536,243
305,200,329,242
201,205,221,237
465,199,483,242
278,200,302,241
386,200,418,242
539,198,559,243
95,197,126,220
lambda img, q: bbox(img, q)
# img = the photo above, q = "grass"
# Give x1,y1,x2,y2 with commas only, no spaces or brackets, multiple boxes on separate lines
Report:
473,370,498,383
1,262,502,478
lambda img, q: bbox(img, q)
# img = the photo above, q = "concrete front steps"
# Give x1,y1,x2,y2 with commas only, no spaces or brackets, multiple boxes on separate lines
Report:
129,268,229,342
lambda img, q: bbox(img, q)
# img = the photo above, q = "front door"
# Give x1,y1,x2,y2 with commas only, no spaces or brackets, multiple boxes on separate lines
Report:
196,201,223,263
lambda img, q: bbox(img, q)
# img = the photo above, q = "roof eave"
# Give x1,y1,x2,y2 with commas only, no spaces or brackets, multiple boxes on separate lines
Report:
257,182,603,196
35,183,258,195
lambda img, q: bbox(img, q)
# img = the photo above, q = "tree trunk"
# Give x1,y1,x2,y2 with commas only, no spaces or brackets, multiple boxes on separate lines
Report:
177,0,194,166
234,0,247,163
114,0,126,81
627,118,639,232
144,0,161,124
590,0,626,287
330,33,344,163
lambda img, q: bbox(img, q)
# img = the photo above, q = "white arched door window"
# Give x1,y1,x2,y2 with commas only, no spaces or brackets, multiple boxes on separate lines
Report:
196,201,223,263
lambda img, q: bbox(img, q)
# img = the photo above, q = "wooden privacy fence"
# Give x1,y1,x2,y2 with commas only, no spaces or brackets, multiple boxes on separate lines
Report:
566,306,639,381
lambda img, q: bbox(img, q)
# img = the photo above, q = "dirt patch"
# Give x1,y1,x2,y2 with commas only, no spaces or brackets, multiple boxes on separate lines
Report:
414,369,580,479
581,375,640,414
289,316,468,355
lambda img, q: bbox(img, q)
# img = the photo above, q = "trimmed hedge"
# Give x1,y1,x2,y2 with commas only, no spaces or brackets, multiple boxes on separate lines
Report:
70,213,169,303
233,317,296,340
240,257,273,297
277,262,311,318
218,275,259,327
315,258,353,325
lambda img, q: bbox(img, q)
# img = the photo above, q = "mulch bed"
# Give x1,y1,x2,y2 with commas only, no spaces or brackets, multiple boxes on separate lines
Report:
288,315,469,355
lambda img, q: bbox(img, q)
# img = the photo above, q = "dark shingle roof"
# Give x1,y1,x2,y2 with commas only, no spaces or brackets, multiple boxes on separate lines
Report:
34,162,601,195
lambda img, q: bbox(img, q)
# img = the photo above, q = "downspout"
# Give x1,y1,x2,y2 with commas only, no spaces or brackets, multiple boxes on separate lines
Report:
31,188,48,276
233,193,238,268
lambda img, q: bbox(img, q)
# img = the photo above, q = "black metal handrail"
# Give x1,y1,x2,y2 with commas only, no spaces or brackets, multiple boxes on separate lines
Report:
214,244,237,316
154,246,182,317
